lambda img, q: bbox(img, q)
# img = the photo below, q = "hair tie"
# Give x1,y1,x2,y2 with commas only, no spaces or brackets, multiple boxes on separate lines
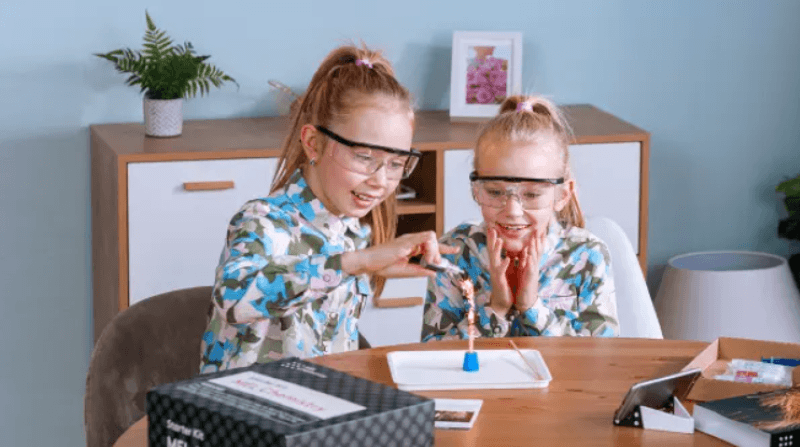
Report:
516,101,534,113
355,59,374,69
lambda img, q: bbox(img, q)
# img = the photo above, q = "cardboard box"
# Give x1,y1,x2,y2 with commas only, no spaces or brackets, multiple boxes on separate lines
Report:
146,358,434,447
681,337,800,402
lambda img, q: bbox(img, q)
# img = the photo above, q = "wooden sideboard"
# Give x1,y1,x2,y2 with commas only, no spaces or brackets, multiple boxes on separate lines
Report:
90,106,650,345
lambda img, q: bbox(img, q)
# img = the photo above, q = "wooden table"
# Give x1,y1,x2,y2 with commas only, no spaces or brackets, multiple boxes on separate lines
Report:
114,337,732,446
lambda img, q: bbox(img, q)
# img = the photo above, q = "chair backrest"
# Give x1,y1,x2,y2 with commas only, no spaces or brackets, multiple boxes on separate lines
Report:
84,286,212,447
584,216,663,339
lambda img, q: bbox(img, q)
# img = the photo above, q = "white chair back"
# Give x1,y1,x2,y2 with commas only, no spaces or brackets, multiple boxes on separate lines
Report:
585,216,663,338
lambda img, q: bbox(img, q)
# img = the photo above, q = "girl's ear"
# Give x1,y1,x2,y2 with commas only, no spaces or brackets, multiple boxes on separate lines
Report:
554,178,575,212
299,124,321,162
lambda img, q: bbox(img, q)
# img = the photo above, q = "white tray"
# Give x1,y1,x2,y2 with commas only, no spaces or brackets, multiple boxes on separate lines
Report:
386,349,552,391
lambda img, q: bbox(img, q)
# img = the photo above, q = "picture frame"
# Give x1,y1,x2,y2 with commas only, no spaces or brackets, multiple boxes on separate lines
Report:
449,31,523,121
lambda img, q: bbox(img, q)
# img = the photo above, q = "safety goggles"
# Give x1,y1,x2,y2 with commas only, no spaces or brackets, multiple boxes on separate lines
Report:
316,126,422,180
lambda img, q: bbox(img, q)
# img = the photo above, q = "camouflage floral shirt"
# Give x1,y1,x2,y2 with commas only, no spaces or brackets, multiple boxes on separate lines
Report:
199,169,372,373
421,219,619,341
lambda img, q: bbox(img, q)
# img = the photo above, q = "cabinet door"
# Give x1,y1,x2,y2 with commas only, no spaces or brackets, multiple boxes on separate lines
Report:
443,149,482,231
568,142,640,252
127,158,277,305
443,143,641,253
358,277,428,347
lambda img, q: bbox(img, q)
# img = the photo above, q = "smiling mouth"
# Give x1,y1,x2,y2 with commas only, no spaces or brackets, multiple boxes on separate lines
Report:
353,191,380,202
498,223,531,231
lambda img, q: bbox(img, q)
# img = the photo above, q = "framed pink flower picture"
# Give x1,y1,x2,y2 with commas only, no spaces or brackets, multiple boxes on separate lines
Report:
449,31,522,121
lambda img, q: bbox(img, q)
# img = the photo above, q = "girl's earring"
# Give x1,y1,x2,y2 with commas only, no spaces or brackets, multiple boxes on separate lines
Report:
309,158,317,166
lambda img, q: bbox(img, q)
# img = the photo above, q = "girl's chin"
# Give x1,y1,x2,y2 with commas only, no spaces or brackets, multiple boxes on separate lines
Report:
340,206,372,218
502,242,525,254
494,225,532,244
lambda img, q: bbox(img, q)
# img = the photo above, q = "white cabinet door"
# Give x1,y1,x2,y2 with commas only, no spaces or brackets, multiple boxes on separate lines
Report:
568,142,640,253
358,277,428,347
127,158,277,305
442,143,641,252
443,149,483,231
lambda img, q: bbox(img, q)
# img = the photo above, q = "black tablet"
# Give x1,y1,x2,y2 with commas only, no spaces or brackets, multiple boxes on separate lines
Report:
613,368,702,425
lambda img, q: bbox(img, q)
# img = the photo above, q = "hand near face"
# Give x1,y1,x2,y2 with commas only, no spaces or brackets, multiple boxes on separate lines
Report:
487,228,514,316
516,229,546,312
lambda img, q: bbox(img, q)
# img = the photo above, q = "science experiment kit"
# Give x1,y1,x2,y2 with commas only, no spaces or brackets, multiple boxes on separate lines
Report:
146,358,434,446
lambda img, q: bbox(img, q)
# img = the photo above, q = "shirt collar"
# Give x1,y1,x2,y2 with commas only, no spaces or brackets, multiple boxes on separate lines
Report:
280,169,363,236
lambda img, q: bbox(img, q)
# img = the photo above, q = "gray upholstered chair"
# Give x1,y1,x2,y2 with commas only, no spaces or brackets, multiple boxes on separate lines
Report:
84,286,371,447
84,286,213,447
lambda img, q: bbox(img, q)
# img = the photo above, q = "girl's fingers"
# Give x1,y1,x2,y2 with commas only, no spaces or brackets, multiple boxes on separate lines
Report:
439,244,460,255
495,239,505,267
402,231,437,265
381,262,436,278
529,231,540,258
423,237,439,265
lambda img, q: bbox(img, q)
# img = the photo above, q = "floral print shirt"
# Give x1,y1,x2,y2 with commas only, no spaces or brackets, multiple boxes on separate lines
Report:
421,219,619,341
199,169,371,373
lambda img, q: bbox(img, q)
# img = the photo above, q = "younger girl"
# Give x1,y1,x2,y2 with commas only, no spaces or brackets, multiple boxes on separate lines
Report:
200,44,454,373
421,95,619,341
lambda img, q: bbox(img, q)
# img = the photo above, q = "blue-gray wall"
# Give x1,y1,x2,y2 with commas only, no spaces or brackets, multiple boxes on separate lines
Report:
2,1,799,444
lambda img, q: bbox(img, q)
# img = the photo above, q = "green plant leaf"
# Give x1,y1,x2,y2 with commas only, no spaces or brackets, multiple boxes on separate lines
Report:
95,10,236,99
777,174,800,198
145,11,156,31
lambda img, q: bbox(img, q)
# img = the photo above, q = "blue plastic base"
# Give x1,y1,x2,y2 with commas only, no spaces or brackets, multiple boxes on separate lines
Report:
462,351,479,372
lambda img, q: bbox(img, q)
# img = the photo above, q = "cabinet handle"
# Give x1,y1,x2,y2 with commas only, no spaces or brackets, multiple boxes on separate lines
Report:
374,297,424,308
183,181,235,191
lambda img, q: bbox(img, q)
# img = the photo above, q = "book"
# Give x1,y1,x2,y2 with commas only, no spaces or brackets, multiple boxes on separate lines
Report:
693,388,800,446
433,399,483,430
146,358,434,446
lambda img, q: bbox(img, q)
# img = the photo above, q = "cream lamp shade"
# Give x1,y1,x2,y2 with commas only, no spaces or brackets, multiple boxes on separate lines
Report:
654,251,800,343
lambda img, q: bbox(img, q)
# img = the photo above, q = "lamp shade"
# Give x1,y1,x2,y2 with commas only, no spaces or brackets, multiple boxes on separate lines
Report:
654,251,800,343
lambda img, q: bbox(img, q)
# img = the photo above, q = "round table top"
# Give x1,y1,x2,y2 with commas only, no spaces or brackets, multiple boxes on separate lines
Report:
114,337,732,447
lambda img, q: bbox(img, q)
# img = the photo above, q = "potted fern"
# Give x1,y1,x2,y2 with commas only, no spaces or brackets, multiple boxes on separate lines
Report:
777,173,800,288
95,12,237,137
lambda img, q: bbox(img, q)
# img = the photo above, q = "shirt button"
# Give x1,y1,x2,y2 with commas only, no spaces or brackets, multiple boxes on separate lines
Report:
329,312,338,320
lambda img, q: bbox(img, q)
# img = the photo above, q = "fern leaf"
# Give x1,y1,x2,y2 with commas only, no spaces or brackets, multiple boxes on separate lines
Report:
94,52,120,63
145,11,156,31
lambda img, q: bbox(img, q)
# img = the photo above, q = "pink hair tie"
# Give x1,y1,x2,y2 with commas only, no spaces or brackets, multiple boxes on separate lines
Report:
355,59,374,69
516,101,534,112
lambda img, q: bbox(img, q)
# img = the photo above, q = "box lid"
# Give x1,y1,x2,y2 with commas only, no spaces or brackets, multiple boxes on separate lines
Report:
147,357,432,436
682,337,800,402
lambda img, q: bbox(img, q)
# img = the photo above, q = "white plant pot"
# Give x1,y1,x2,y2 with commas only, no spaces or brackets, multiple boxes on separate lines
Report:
143,97,183,137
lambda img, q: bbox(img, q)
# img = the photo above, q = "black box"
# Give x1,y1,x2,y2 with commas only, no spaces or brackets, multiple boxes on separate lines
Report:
146,358,434,447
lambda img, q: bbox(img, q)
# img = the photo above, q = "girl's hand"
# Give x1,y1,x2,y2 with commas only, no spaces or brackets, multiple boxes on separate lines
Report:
487,228,513,317
516,229,546,312
341,231,458,278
